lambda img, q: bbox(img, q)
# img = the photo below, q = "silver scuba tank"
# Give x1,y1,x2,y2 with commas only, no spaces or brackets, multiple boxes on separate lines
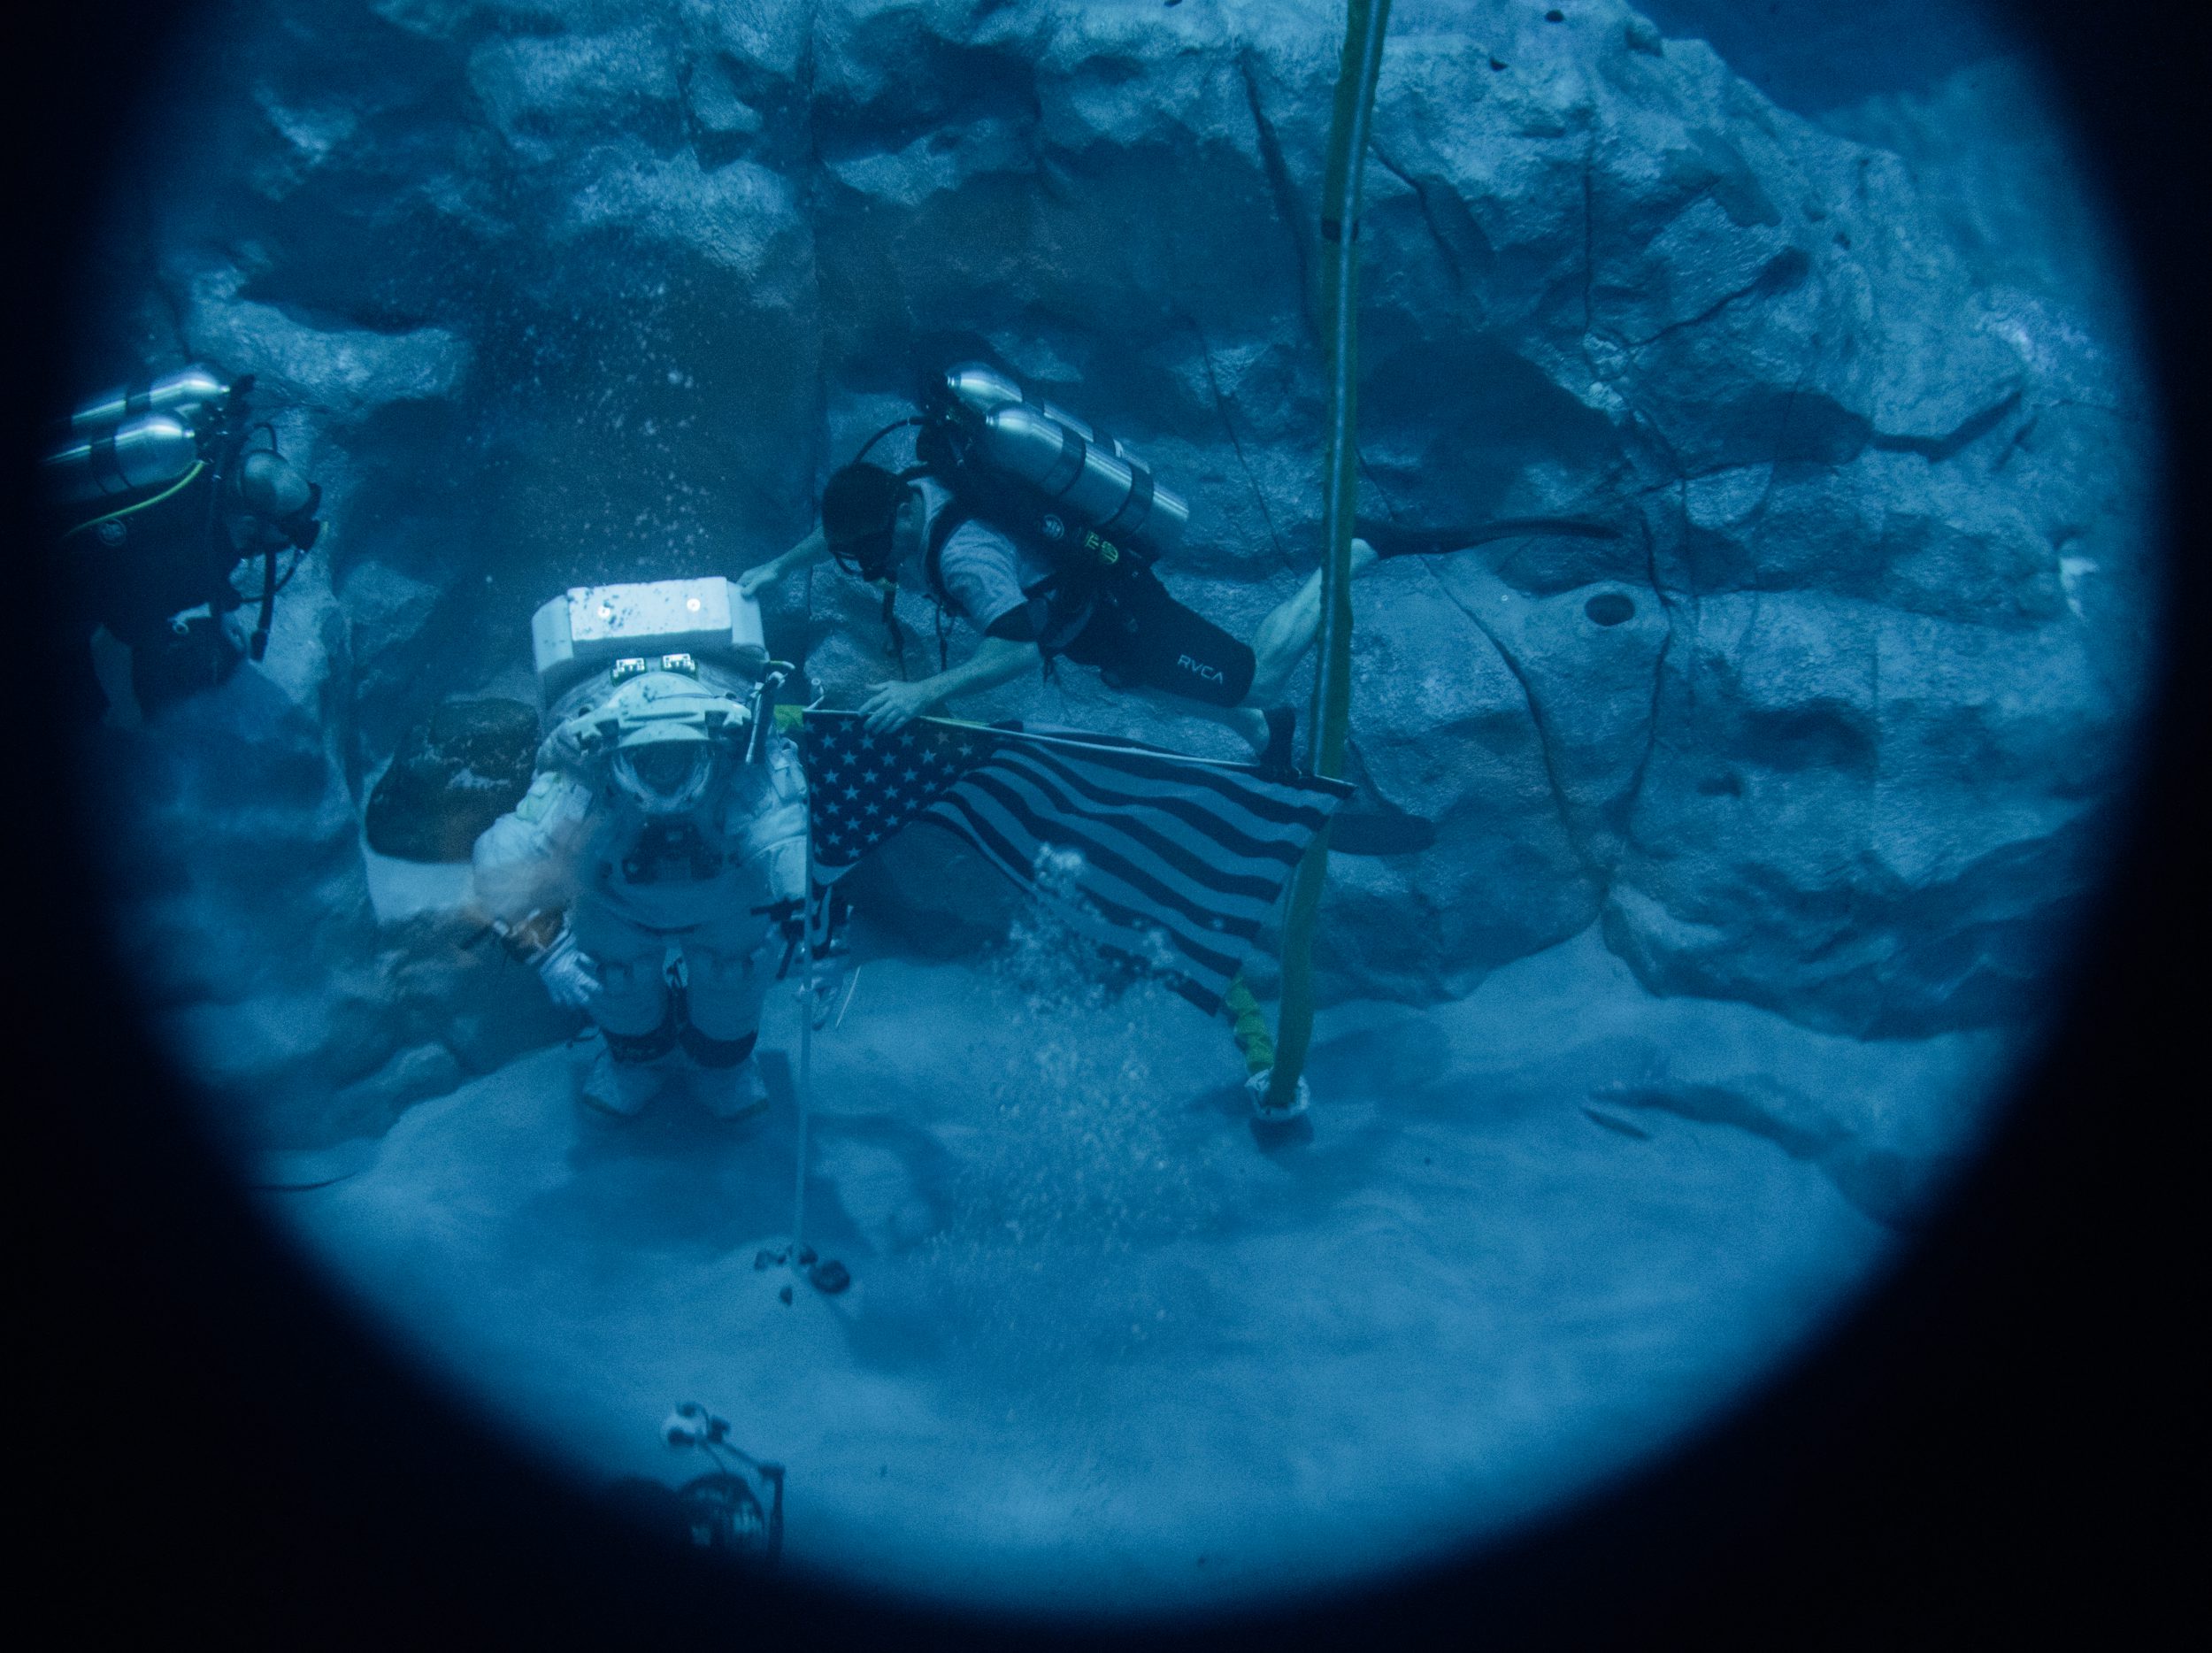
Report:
941,363,1191,552
42,411,203,505
941,364,1133,458
68,365,231,433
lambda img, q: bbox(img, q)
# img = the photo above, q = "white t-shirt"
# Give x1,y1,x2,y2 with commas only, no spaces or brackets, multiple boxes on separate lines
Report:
897,478,1090,644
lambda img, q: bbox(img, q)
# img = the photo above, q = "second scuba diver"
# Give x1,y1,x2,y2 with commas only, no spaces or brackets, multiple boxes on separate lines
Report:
44,365,325,721
738,365,1386,771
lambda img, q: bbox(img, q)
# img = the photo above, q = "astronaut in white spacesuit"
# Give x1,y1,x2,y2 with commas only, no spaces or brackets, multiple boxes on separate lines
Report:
472,656,809,1119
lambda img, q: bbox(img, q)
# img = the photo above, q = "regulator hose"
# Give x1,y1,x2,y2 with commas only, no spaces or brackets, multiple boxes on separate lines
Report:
57,460,207,540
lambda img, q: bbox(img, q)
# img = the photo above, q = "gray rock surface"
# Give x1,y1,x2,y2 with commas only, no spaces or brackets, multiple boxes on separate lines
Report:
81,1,2155,1138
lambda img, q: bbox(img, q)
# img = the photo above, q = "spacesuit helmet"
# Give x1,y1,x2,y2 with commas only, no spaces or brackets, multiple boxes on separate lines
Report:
611,732,717,815
566,662,753,816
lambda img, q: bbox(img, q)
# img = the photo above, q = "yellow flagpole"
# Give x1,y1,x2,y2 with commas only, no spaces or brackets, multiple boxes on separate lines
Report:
1265,0,1393,1115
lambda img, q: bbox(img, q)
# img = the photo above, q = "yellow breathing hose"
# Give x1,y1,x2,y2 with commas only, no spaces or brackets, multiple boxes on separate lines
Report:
59,460,208,540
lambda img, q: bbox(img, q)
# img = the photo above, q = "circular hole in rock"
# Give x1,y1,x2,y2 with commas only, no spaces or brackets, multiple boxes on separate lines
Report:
1585,591,1636,627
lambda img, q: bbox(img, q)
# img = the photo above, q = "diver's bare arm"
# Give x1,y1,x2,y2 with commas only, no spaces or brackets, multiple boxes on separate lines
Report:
858,635,1039,733
925,635,1041,706
738,527,830,596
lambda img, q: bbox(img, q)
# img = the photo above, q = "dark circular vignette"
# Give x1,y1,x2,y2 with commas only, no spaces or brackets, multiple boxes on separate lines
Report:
11,2,2202,1646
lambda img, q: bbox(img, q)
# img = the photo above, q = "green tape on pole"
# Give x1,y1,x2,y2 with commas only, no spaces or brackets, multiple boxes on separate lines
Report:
1222,974,1276,1075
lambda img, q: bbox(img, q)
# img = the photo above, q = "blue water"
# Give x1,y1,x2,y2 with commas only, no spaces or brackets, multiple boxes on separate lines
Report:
1637,0,2011,111
65,0,2153,1620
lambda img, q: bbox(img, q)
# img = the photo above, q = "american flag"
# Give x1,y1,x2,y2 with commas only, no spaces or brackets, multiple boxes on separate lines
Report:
802,711,1352,1011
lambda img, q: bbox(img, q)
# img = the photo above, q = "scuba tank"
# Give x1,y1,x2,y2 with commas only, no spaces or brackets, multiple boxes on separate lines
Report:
42,411,203,504
67,365,233,433
46,365,322,547
45,364,326,670
932,364,1191,554
44,365,238,504
836,364,1197,674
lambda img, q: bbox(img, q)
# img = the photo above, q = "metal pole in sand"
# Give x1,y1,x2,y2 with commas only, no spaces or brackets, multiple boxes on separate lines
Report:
791,844,817,1254
1267,0,1393,1115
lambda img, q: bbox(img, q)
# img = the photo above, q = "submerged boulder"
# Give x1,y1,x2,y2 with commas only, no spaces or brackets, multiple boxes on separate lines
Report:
365,697,541,863
87,0,2154,1143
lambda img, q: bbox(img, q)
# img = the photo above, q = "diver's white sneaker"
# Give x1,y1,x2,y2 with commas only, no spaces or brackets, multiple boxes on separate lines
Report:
581,1046,663,1118
695,1057,770,1122
1246,1066,1311,1122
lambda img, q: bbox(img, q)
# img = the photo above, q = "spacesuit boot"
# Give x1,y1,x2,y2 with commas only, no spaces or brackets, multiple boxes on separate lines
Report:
582,1043,666,1118
693,1057,770,1123
681,1026,768,1122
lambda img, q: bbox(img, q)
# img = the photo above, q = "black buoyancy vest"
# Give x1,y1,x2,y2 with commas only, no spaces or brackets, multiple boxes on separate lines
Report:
913,420,1157,642
69,466,242,642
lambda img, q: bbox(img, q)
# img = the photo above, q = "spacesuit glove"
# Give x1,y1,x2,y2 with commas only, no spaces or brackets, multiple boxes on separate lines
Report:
534,926,603,1010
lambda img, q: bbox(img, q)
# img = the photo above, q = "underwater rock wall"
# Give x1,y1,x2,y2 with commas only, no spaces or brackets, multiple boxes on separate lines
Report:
89,0,2153,1139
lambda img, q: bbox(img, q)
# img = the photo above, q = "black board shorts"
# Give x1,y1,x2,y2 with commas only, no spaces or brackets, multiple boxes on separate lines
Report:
1056,566,1256,709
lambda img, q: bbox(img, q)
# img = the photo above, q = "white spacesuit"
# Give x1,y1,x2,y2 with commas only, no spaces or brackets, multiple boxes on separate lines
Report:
472,653,808,1119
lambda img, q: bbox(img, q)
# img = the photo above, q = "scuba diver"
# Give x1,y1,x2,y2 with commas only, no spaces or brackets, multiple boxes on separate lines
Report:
738,364,1373,769
42,364,325,720
739,363,1617,768
472,579,809,1120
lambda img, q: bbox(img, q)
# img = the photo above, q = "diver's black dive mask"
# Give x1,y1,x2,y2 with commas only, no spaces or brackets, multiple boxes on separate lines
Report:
267,482,324,550
828,527,897,584
823,422,930,586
